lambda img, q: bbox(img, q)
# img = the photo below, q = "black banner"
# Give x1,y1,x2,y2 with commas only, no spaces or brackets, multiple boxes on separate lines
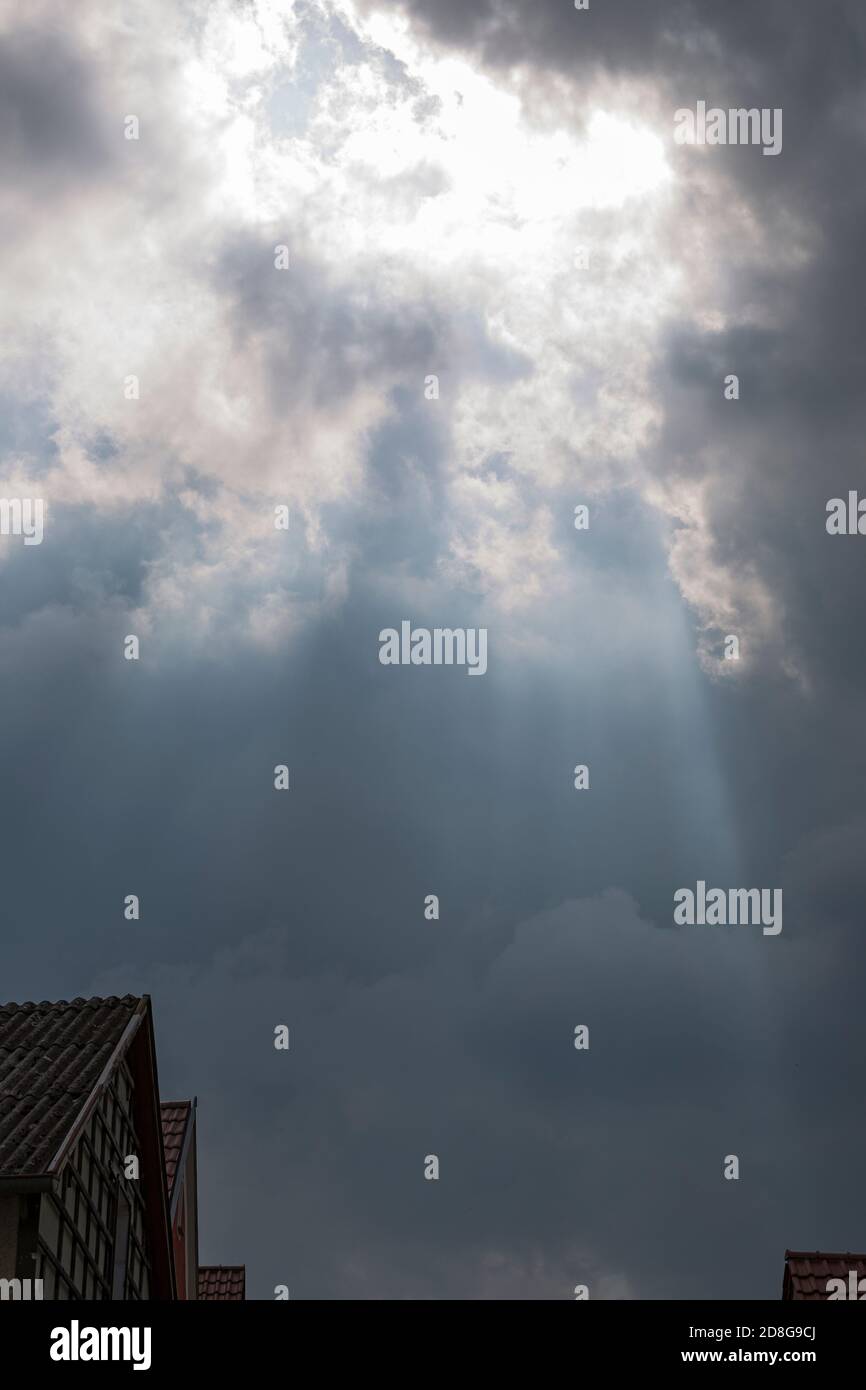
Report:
0,1300,858,1374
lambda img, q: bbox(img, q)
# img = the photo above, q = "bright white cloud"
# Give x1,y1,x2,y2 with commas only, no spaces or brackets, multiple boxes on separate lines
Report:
0,0,782,666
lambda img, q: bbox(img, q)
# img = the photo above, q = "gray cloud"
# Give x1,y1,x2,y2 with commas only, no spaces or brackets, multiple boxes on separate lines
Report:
0,27,116,188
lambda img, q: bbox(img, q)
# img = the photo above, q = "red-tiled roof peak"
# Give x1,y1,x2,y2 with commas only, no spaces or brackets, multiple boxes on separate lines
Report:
160,1100,193,1196
783,1250,866,1300
198,1265,246,1301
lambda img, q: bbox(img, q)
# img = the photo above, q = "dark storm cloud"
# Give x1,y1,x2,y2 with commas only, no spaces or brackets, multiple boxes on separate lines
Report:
0,448,789,1298
0,26,117,189
363,0,866,110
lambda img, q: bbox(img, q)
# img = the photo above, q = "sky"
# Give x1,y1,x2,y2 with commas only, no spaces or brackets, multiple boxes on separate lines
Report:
1,0,865,1299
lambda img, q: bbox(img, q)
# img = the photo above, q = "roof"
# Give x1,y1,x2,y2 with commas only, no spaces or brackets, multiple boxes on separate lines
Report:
160,1101,192,1198
0,995,142,1178
198,1266,246,1300
783,1250,866,1300
0,993,176,1298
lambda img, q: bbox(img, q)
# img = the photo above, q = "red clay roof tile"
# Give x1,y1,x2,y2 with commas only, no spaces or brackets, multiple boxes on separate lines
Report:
160,1100,192,1196
198,1265,246,1300
784,1250,866,1300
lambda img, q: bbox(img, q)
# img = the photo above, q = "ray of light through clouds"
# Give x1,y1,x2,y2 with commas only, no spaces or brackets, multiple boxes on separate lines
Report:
2,0,686,642
2,0,865,1303
0,0,728,667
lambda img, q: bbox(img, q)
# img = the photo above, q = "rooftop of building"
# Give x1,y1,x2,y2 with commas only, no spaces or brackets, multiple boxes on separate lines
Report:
0,994,144,1179
198,1265,246,1300
783,1250,866,1300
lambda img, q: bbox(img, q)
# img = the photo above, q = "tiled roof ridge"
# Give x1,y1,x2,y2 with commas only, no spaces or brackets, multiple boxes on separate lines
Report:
0,994,142,1011
786,1249,866,1258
